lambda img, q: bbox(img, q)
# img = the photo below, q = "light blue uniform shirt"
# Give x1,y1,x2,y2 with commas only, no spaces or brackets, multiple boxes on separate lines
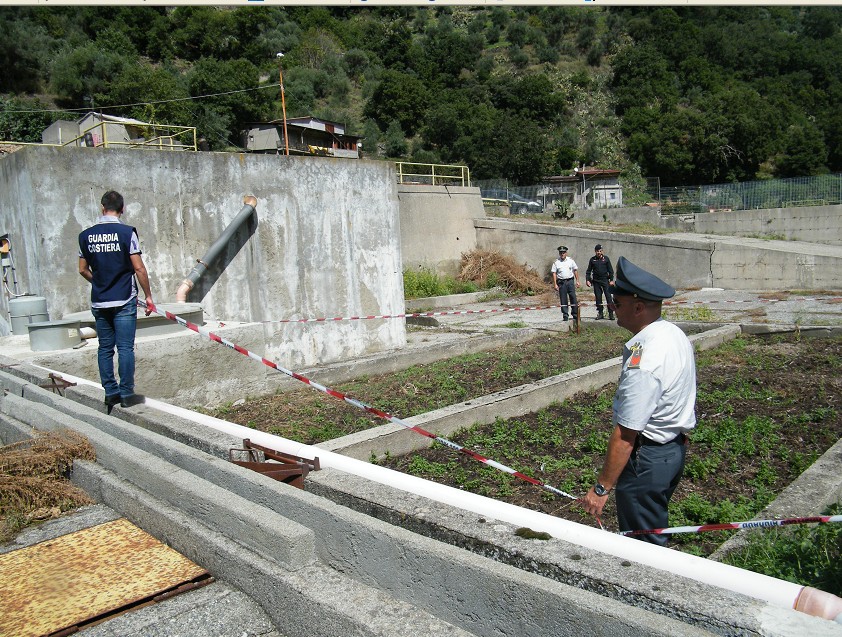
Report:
612,318,697,443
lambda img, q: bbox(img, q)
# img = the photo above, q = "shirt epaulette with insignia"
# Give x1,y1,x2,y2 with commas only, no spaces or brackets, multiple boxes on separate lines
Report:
629,342,643,368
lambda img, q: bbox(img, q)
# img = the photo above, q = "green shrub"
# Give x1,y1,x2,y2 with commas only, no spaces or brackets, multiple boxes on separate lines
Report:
403,267,495,299
403,267,453,298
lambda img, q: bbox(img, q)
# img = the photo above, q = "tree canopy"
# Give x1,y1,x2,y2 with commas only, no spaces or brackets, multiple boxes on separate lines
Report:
2,5,842,186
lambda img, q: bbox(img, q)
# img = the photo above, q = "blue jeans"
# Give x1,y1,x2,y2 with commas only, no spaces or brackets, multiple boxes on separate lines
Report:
92,299,137,398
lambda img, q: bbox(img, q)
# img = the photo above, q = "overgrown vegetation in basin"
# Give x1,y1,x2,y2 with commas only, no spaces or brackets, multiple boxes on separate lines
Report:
206,328,842,595
378,333,842,594
722,503,842,596
207,325,628,444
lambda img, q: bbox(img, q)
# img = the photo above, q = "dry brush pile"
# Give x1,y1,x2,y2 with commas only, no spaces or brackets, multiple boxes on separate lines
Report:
0,429,95,542
458,250,552,296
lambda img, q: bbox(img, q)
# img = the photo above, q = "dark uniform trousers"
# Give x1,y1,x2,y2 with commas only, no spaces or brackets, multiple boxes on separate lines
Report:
557,278,578,320
615,435,687,546
593,278,613,318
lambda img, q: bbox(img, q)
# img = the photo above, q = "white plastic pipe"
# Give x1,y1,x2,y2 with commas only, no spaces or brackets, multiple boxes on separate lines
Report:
37,367,842,623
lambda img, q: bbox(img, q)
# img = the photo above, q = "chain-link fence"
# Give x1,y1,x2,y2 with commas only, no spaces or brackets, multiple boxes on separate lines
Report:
659,173,842,215
474,179,550,214
478,173,842,216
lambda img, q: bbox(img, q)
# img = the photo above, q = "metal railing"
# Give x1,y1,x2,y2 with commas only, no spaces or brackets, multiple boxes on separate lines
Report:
396,162,471,187
2,122,198,152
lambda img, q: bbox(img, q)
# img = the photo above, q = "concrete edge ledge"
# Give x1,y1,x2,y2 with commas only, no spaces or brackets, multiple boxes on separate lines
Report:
405,290,505,311
740,324,842,337
306,468,838,637
71,461,472,637
0,384,315,571
0,372,723,637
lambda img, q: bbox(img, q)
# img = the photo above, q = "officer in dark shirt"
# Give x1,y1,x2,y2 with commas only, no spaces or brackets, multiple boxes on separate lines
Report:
585,244,615,320
78,191,155,411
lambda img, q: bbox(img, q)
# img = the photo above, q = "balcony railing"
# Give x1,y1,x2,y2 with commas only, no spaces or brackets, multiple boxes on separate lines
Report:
2,122,198,152
396,162,471,187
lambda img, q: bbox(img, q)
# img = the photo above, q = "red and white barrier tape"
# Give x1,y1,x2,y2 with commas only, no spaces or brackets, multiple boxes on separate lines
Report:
137,300,836,536
262,305,557,324
257,296,842,325
621,514,842,537
664,297,842,306
138,300,579,502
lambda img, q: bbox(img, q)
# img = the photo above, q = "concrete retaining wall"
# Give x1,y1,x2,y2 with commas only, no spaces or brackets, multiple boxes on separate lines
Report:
564,205,694,231
398,185,483,277
694,205,842,245
706,236,842,290
473,218,842,291
0,146,405,367
473,218,714,289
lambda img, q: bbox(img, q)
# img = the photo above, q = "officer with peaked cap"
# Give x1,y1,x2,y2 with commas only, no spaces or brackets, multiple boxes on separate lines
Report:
585,243,615,320
581,257,696,545
551,245,580,322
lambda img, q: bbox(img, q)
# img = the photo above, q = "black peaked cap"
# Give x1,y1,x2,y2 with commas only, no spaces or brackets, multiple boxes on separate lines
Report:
613,256,675,301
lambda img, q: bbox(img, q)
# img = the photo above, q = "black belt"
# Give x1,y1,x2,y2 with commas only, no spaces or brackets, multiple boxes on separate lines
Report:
638,433,686,447
558,278,573,282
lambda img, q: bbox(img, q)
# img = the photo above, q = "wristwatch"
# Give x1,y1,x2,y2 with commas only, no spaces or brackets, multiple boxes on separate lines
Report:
594,482,609,497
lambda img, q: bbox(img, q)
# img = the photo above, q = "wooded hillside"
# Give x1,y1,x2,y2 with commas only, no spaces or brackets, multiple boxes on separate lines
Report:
2,6,840,187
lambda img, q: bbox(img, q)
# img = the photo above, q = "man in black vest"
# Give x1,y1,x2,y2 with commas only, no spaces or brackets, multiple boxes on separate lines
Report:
78,191,155,411
585,243,615,320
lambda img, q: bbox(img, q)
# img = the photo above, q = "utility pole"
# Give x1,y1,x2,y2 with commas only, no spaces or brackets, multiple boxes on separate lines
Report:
277,52,290,156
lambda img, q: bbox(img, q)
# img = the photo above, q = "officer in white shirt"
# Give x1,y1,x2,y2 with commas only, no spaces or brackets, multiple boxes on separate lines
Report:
551,245,580,321
581,257,696,545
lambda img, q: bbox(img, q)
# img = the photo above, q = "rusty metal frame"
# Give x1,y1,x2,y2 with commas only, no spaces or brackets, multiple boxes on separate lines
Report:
228,438,320,489
39,373,76,396
48,574,214,637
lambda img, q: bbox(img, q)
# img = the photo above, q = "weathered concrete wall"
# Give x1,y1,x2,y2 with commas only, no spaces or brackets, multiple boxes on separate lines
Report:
541,204,842,244
706,235,842,290
398,185,483,277
0,146,405,366
566,205,694,231
694,204,842,245
473,218,713,289
473,218,842,291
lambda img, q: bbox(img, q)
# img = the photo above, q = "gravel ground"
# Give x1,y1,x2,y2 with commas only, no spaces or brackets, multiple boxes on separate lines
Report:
414,288,842,337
